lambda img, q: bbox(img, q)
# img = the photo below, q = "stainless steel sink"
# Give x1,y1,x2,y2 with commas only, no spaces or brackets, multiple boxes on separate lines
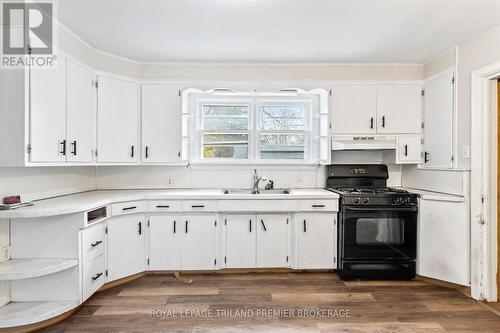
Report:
223,189,290,195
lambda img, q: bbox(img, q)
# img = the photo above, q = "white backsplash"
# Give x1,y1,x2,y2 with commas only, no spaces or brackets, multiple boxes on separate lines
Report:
95,165,324,189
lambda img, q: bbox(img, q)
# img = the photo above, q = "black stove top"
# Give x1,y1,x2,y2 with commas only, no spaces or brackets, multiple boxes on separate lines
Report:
328,187,409,194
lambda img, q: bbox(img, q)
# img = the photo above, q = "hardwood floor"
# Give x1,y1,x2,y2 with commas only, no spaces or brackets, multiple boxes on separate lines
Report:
40,272,500,333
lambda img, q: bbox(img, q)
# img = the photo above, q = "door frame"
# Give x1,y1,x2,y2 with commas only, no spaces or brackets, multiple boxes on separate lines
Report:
471,61,500,301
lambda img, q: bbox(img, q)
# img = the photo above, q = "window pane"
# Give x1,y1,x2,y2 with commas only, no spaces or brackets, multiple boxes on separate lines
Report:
260,134,304,160
202,105,249,117
203,134,248,159
203,118,248,130
260,105,305,131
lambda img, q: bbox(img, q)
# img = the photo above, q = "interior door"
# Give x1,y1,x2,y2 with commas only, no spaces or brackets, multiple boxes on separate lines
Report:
66,59,95,163
225,215,256,268
107,215,147,282
141,84,181,163
331,83,377,134
29,54,67,163
423,71,454,168
149,215,181,270
97,75,139,163
256,214,289,268
297,213,336,269
181,215,216,270
377,84,423,134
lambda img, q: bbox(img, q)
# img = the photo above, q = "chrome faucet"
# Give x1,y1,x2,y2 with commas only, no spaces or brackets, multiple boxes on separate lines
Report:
253,169,268,190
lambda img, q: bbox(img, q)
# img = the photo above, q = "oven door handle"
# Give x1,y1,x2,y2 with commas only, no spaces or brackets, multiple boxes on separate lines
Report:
344,206,417,212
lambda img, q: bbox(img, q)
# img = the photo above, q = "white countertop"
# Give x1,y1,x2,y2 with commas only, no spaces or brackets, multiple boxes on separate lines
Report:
0,188,339,219
399,187,465,202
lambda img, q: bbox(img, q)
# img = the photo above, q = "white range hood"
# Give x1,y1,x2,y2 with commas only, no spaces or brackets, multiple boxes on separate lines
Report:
331,135,397,151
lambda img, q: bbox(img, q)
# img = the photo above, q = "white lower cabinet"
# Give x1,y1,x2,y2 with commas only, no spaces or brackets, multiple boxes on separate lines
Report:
296,213,336,269
256,214,289,268
224,215,256,268
82,255,106,301
107,214,147,282
417,198,469,286
149,215,181,270
181,215,217,270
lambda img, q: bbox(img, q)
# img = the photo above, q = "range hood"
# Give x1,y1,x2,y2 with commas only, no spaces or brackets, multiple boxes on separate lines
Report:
332,135,397,151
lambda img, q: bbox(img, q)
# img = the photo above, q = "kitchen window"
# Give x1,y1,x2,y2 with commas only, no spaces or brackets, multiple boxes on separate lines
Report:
183,89,329,164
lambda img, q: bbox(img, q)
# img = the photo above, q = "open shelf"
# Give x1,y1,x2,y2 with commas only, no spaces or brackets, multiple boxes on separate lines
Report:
0,259,78,280
0,301,78,328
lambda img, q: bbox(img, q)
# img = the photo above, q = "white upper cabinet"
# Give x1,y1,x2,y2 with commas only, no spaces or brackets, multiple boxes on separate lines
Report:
141,84,182,164
422,71,455,168
29,54,67,163
396,135,422,164
331,83,377,134
331,83,423,136
97,75,139,163
66,59,96,163
376,84,422,134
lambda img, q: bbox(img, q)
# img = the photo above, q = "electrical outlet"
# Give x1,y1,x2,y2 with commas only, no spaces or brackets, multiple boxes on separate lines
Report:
462,145,471,159
0,246,10,263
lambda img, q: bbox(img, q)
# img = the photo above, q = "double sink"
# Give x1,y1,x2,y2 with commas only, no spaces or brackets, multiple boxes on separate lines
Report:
223,189,291,195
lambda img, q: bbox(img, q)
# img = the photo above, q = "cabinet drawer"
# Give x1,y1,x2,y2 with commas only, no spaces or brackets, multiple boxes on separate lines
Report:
148,200,182,212
299,200,338,212
182,200,218,212
111,201,146,216
81,223,105,265
218,200,298,212
83,255,106,301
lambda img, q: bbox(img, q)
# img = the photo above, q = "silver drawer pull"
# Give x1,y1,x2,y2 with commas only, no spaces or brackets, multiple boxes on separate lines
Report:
122,206,137,211
156,205,170,208
312,204,326,208
191,205,205,208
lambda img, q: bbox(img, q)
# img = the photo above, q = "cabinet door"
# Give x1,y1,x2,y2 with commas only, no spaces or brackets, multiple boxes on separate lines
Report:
256,214,289,268
423,71,454,168
66,59,95,163
141,85,181,163
97,75,139,163
107,215,147,282
331,84,377,134
29,54,67,162
181,215,216,270
376,84,422,134
417,199,468,286
149,215,181,270
296,213,336,269
225,215,256,268
396,136,422,164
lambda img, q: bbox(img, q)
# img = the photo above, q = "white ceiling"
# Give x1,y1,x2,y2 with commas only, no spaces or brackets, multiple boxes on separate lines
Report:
54,0,500,63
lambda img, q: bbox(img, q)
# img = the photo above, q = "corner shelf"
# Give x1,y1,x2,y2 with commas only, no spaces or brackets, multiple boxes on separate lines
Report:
0,301,78,328
0,259,78,280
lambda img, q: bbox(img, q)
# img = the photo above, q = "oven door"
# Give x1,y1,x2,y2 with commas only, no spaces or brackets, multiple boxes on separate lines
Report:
342,206,417,260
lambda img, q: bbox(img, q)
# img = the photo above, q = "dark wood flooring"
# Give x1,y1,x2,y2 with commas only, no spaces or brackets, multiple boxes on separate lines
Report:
40,272,500,332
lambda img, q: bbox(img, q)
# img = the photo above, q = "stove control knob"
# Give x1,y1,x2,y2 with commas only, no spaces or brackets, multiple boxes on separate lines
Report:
394,197,403,205
362,197,369,204
352,197,361,204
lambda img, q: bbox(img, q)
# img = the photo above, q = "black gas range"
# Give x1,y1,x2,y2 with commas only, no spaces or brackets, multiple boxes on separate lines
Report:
326,164,418,280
